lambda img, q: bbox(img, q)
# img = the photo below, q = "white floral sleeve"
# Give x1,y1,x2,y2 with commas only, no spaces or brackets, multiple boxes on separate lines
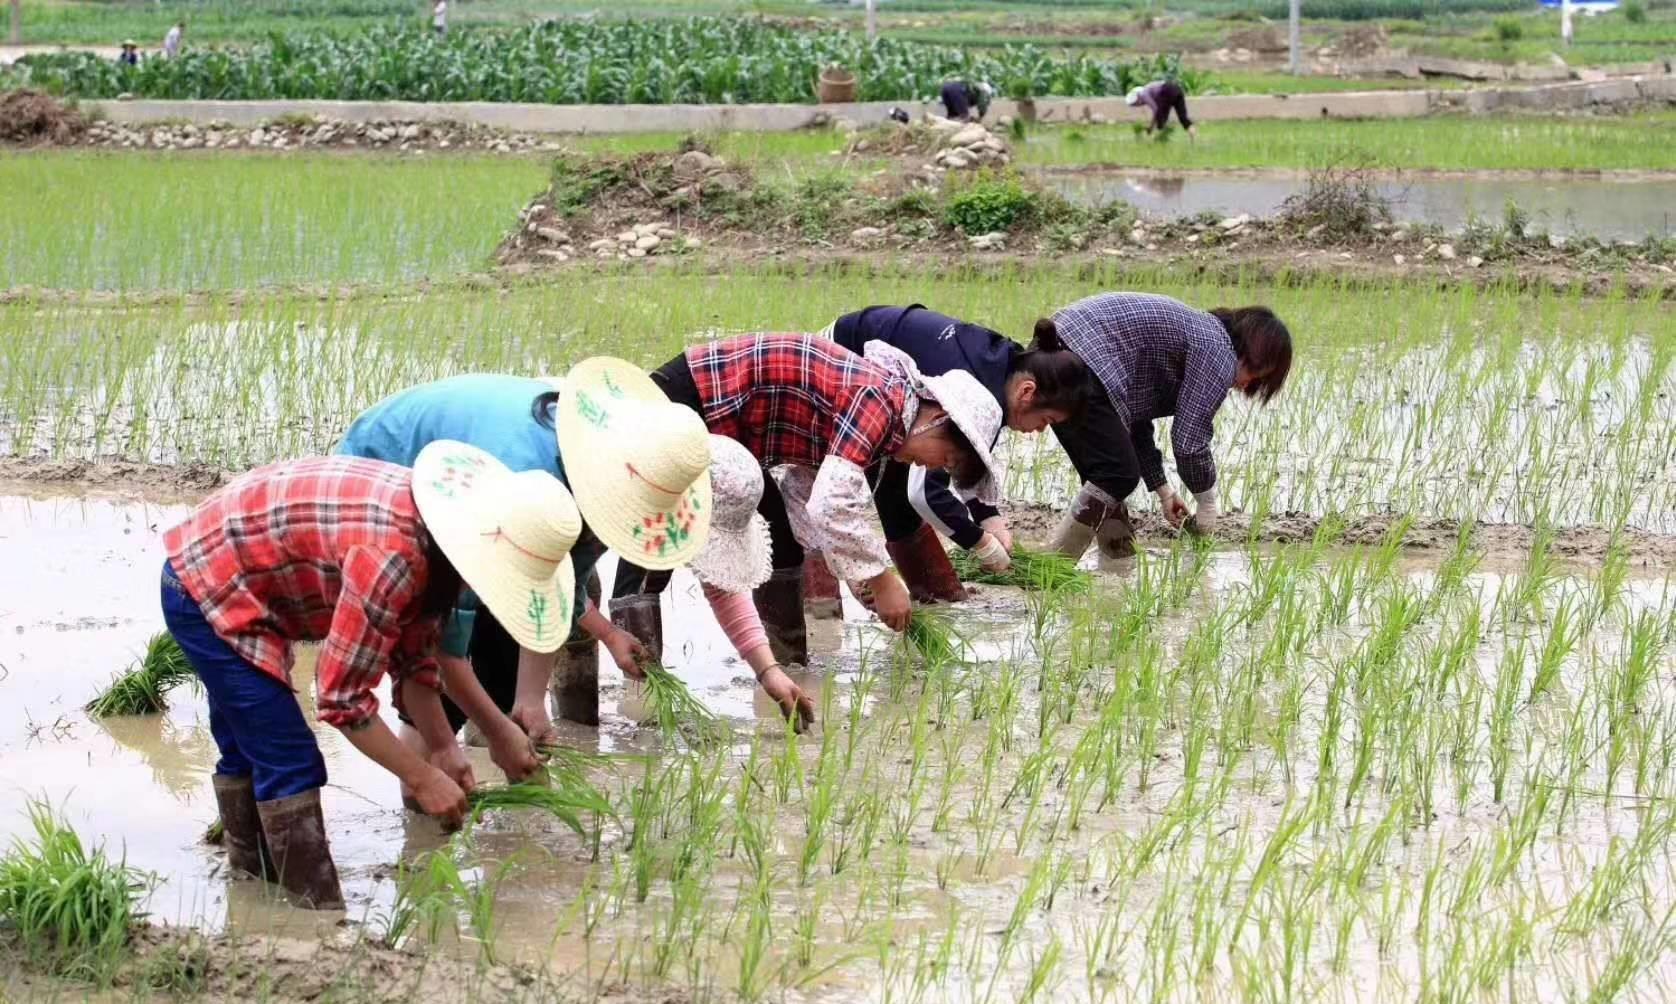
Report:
770,465,824,554
805,456,892,583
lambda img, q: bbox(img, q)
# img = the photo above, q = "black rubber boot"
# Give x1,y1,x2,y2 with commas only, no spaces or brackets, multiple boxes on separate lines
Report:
256,788,344,910
610,592,664,666
210,774,271,880
753,566,809,666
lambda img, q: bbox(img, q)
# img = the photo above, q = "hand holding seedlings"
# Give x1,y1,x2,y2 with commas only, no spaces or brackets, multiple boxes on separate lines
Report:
410,765,470,829
428,737,478,795
869,570,914,632
603,626,649,680
1156,487,1191,528
974,532,1012,573
485,721,541,784
1187,489,1220,536
757,664,816,732
979,516,1014,552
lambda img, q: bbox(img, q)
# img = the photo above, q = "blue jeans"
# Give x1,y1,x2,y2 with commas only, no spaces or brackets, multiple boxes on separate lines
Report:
160,561,327,802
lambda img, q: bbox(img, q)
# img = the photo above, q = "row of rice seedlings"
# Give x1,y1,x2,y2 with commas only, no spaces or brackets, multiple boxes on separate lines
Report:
83,633,194,718
949,546,1092,593
903,607,966,664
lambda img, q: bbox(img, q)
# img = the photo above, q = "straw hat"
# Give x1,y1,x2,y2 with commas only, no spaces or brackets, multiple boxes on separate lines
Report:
555,356,712,570
687,436,772,594
864,342,1004,506
411,440,580,654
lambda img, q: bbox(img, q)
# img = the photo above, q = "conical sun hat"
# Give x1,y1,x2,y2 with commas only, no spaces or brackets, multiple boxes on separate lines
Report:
555,356,713,570
864,342,1004,506
411,440,580,654
687,435,772,594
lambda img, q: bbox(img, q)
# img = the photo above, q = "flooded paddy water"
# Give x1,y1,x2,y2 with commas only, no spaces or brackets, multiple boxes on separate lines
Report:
5,487,1676,1002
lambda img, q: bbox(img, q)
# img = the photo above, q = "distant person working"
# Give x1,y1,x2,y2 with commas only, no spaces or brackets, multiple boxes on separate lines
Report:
939,79,993,122
433,0,448,36
118,40,139,66
1127,79,1196,138
162,22,184,59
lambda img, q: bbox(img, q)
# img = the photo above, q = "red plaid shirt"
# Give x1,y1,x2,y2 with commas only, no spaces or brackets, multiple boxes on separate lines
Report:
164,456,443,729
687,334,909,470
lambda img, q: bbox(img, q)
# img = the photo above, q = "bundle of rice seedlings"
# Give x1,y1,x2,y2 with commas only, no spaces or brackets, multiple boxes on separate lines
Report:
951,547,1091,594
200,818,224,846
84,633,196,718
904,608,965,663
640,664,731,746
465,778,614,836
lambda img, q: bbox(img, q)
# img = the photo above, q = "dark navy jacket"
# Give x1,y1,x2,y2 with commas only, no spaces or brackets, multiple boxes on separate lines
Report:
832,304,1014,548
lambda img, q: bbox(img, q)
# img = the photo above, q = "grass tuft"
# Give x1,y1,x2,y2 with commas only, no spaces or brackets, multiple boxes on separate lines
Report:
84,633,195,718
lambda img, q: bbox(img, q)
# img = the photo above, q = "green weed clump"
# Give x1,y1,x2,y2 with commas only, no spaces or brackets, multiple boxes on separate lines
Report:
951,547,1092,593
84,633,195,718
943,172,1047,235
0,802,148,981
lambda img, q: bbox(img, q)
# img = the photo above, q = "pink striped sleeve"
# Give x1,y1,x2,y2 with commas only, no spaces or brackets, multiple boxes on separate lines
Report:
703,583,770,663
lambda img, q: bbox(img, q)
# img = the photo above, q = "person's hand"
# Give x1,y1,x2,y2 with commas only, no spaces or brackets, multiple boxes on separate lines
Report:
869,572,913,632
973,533,1011,573
979,516,1013,552
509,702,560,749
1186,490,1220,536
411,766,469,830
428,739,476,796
604,627,649,680
486,720,541,783
1156,487,1190,529
758,665,816,733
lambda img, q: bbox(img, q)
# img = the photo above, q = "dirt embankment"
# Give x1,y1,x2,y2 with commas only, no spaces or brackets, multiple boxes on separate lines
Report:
3,456,1671,567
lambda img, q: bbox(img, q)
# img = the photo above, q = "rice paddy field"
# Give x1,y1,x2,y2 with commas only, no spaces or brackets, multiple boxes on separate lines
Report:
2,105,1676,1004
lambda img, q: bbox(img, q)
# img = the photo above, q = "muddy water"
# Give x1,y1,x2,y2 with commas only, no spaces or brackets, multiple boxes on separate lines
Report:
1043,171,1676,240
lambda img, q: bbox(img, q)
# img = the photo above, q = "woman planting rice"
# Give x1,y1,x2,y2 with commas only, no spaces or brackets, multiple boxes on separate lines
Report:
338,374,815,739
820,304,1092,604
604,335,1003,666
1041,292,1293,559
160,443,580,909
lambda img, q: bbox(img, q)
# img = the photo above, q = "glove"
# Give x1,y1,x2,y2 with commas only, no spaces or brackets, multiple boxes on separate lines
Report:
1187,489,1219,535
978,516,1013,552
973,532,1011,573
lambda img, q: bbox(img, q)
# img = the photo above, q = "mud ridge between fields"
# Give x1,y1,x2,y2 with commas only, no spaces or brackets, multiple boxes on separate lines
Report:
3,458,1671,567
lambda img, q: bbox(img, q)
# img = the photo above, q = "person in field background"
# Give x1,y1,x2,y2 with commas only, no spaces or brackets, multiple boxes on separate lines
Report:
939,79,993,122
1127,79,1196,138
162,21,184,59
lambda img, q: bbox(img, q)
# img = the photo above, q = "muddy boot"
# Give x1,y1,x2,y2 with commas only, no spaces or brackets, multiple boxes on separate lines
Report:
255,789,344,910
1095,503,1137,559
802,551,843,620
886,524,968,603
210,774,271,880
610,592,664,666
753,566,809,666
1050,483,1113,560
552,568,601,726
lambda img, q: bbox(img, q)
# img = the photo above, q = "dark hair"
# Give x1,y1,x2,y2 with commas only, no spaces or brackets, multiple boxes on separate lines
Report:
933,418,990,491
1009,318,1093,421
532,390,559,428
1212,306,1292,404
419,533,464,620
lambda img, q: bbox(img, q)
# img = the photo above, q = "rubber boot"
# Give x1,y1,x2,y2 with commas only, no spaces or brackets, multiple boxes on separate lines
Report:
886,524,968,603
1050,483,1110,560
753,566,809,666
610,592,664,666
553,568,601,726
210,774,271,880
255,789,344,910
1095,503,1137,559
802,551,843,620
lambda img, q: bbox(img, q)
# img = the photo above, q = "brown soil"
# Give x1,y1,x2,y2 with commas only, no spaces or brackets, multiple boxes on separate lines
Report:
0,88,89,144
1,924,684,1004
1003,501,1676,569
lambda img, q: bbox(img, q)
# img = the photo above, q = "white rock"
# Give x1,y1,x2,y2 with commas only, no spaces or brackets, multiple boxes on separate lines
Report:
1548,234,1566,249
851,227,886,240
683,237,703,249
940,149,973,169
1218,214,1252,231
949,124,989,149
1437,243,1457,261
400,124,420,140
1305,223,1328,240
536,249,569,261
1469,255,1485,268
635,222,661,236
635,235,661,251
656,227,677,240
968,231,1007,251
627,247,648,258
1394,254,1406,265
617,230,638,244
589,238,616,251
250,128,267,144
535,226,570,244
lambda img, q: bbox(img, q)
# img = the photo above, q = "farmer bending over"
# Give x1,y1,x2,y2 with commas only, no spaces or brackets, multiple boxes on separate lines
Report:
160,446,579,909
1127,79,1196,138
940,79,993,122
613,335,1002,668
814,304,1091,604
1044,293,1292,559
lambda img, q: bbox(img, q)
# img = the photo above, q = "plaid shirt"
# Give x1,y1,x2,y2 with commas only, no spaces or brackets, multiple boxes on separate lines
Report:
1052,293,1237,494
687,334,910,470
164,456,443,729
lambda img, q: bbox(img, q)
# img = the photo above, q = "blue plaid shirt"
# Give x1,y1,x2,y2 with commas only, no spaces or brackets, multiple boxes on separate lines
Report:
1051,293,1237,494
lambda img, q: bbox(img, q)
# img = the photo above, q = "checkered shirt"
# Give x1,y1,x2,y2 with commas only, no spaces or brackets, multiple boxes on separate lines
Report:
1052,292,1237,493
164,456,443,729
687,334,910,470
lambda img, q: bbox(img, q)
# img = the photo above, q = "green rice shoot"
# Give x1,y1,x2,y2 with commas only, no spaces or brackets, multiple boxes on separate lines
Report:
904,608,966,664
951,546,1092,594
640,663,732,747
84,633,195,718
465,778,614,836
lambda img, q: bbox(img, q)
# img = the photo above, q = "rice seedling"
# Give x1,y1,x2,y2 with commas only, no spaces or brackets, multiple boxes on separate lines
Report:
0,801,149,981
83,632,194,718
639,664,731,746
903,608,966,664
950,546,1092,593
465,778,614,836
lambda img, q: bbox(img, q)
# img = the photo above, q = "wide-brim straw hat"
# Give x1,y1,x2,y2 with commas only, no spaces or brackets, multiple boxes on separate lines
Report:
411,440,580,654
555,356,713,570
687,435,772,594
864,342,1004,507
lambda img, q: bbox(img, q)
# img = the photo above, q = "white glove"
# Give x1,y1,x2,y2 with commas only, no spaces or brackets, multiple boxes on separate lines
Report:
979,516,1013,552
1188,489,1219,535
973,532,1011,573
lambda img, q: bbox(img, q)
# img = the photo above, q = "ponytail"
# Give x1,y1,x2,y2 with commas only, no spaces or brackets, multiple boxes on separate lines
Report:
1007,318,1092,421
